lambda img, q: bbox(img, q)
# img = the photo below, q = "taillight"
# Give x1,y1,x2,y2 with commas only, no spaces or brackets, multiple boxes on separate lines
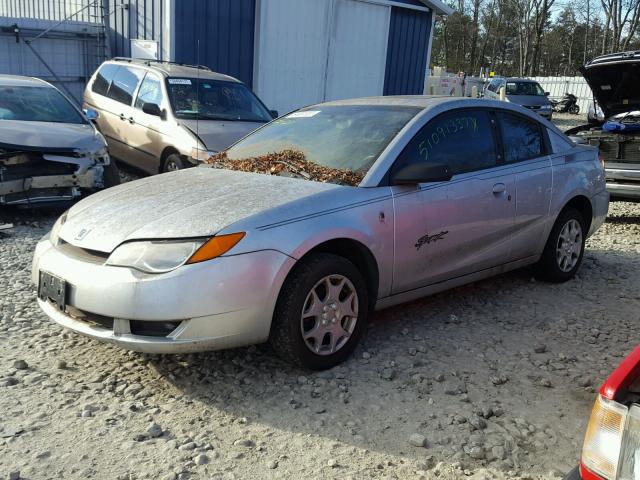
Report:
599,151,606,169
582,395,627,479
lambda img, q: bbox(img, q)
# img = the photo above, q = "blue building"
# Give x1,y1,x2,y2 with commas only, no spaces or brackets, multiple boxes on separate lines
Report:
109,0,452,113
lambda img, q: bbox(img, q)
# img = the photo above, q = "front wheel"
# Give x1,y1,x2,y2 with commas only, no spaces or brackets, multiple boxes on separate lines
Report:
162,153,187,173
270,253,369,370
536,208,586,282
102,161,121,188
569,104,580,114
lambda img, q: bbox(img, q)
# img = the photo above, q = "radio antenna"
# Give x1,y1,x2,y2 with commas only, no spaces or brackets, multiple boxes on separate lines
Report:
196,39,200,157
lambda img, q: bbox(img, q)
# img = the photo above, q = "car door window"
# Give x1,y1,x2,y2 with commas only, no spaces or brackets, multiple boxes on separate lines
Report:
135,73,163,110
92,64,119,97
107,67,144,106
392,110,497,177
497,112,544,163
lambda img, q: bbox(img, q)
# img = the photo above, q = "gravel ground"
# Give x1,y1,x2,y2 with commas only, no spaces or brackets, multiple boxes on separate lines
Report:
1,120,638,479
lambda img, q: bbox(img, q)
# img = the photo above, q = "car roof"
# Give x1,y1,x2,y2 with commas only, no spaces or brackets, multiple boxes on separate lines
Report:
105,58,241,83
0,74,53,88
315,95,484,109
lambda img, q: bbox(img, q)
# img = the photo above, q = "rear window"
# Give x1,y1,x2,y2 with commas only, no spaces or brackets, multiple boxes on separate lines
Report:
107,67,145,105
92,64,119,96
497,112,544,162
0,86,85,124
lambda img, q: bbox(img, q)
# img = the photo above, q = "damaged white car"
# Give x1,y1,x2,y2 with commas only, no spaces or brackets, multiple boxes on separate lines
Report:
0,75,119,207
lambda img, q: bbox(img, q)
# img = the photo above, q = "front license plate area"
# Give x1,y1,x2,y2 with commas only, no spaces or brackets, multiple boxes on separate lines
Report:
38,271,67,311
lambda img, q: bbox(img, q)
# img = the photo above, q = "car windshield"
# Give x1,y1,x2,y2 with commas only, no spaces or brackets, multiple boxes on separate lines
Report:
207,105,420,185
166,78,272,122
506,81,545,96
0,86,85,124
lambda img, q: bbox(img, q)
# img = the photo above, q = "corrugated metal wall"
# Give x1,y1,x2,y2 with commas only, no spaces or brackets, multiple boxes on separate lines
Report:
174,0,256,87
107,0,164,59
384,6,432,95
0,0,98,22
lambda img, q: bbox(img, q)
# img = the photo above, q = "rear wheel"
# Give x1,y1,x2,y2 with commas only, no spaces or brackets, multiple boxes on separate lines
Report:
270,253,369,370
536,208,586,282
569,104,580,114
162,153,187,173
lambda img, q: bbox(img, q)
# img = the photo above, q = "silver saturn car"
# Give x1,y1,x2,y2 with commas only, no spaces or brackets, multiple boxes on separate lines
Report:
32,97,609,369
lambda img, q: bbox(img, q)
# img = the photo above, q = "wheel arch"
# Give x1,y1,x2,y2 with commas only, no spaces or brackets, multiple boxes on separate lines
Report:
159,146,180,173
561,194,593,232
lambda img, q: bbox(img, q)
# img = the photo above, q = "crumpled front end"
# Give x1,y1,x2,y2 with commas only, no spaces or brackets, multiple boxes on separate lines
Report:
0,144,109,207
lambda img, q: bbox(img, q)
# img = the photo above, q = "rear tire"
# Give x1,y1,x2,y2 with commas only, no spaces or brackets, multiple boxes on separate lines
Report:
103,161,121,188
535,208,586,283
162,153,187,173
270,253,369,370
569,104,580,114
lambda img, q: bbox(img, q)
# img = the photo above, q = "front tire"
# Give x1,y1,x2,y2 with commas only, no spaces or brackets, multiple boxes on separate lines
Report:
270,253,369,370
103,161,121,188
162,153,187,173
569,104,580,114
536,208,586,282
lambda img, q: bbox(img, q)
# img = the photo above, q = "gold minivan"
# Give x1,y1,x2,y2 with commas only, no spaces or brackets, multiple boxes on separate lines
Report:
83,58,276,174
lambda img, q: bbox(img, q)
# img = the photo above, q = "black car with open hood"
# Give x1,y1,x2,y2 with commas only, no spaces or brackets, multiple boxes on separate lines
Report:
580,51,640,118
567,52,640,201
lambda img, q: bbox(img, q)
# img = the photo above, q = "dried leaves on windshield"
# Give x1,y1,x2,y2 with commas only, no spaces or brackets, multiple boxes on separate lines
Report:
205,149,364,186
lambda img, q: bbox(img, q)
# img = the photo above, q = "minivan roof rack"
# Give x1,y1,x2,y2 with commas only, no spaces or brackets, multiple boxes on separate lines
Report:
111,57,211,71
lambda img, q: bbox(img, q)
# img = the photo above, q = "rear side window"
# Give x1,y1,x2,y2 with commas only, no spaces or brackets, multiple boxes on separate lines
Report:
497,112,544,162
107,67,144,105
393,110,497,176
92,64,119,96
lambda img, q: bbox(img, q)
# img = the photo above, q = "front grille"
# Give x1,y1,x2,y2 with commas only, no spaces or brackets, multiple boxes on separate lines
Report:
57,240,109,264
65,305,182,337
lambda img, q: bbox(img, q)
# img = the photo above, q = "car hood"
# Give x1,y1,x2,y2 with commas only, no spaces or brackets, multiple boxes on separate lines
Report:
581,59,640,117
506,95,551,107
180,119,265,152
60,167,341,253
0,121,103,152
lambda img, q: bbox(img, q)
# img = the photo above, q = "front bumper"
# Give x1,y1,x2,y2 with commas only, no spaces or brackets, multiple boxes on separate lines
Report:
563,466,581,480
32,236,295,353
606,167,640,200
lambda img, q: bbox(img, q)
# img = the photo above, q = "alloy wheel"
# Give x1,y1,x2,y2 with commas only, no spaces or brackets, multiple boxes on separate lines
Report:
556,219,583,272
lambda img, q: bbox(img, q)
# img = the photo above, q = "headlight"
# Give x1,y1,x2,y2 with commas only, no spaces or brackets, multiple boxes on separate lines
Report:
190,147,216,162
106,232,245,273
50,211,68,246
582,395,627,479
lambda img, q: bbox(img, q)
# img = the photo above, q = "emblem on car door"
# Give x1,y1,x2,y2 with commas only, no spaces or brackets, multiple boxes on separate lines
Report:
415,231,448,251
75,228,91,241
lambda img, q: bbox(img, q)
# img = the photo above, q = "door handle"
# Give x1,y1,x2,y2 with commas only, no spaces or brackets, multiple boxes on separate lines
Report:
492,183,506,194
119,113,126,121
128,117,135,124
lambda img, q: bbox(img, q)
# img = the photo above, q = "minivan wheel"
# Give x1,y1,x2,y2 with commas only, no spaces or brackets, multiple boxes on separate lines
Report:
536,208,586,283
270,253,369,370
103,161,121,188
162,153,187,172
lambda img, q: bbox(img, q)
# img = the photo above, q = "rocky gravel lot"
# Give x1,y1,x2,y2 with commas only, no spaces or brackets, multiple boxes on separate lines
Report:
1,117,638,480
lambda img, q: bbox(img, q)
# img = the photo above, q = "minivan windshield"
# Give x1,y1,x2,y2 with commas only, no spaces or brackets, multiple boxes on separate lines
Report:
207,105,420,185
506,81,546,96
0,86,85,124
166,78,272,122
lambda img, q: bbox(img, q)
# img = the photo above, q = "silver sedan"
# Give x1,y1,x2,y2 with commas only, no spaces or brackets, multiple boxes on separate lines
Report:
32,97,609,369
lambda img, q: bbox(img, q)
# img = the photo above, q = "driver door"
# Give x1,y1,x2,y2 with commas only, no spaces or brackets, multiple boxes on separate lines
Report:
391,109,516,294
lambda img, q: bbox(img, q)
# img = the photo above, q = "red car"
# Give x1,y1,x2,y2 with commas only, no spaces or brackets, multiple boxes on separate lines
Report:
566,345,640,480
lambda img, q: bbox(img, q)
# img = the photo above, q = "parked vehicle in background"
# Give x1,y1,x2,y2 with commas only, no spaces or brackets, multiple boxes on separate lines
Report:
0,75,119,208
567,52,640,201
32,97,608,369
484,77,554,119
551,93,580,114
564,345,640,480
83,58,276,174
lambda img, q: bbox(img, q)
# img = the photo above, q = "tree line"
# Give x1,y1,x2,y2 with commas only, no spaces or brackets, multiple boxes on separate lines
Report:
431,0,640,77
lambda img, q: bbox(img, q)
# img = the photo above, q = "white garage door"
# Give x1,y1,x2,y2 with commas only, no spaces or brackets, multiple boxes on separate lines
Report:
325,0,390,101
255,0,391,114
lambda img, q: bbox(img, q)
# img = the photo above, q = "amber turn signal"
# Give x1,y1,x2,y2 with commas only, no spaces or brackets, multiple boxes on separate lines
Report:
186,232,246,264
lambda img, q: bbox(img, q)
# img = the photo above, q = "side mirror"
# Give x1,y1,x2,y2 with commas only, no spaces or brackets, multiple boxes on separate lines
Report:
83,108,99,121
142,102,166,119
269,109,279,119
390,163,452,185
544,91,550,96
